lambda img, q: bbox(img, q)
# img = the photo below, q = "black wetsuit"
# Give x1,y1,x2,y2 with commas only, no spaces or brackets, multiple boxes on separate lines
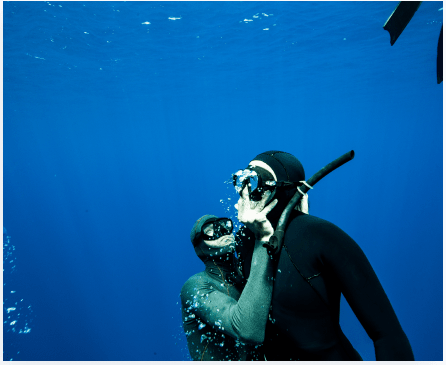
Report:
180,240,273,361
236,210,414,361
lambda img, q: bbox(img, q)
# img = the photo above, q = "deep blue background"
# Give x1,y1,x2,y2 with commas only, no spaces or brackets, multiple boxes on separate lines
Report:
3,1,443,361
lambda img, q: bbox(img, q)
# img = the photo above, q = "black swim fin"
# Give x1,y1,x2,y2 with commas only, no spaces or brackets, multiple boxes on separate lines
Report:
437,25,443,84
383,1,422,45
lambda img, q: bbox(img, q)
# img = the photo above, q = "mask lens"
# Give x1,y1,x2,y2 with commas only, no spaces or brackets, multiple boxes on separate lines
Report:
202,219,233,241
214,219,232,237
202,223,214,237
249,174,259,191
233,170,258,195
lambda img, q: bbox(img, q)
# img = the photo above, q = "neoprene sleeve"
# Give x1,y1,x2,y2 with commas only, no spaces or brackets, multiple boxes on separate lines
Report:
317,217,414,360
181,239,274,360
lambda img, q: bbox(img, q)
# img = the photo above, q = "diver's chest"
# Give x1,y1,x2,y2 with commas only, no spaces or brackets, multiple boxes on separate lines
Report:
272,247,329,312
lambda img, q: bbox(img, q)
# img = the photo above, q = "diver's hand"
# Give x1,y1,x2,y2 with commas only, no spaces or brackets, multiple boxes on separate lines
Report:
235,187,278,241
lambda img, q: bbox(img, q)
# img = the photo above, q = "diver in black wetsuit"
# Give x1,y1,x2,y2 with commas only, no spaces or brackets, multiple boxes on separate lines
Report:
232,151,414,361
180,192,277,361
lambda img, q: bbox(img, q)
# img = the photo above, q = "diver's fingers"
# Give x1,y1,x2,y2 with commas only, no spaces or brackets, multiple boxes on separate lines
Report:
237,199,245,219
255,190,271,211
261,189,276,207
268,189,276,202
259,189,275,210
261,190,271,199
241,185,250,200
262,199,278,215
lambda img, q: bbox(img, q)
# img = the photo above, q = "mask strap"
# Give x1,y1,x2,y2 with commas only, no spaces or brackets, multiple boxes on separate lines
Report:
248,160,277,181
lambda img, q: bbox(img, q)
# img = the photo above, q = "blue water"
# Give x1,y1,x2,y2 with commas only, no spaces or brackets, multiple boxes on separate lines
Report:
3,1,443,361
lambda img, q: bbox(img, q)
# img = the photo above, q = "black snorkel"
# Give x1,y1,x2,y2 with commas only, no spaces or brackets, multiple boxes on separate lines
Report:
263,150,355,256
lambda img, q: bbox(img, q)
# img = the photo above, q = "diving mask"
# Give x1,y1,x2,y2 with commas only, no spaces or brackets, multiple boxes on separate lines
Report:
232,168,298,202
201,218,233,241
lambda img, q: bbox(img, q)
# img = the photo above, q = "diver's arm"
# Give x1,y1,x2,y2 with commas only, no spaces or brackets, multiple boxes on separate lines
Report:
182,188,276,345
320,222,414,360
183,240,274,345
225,187,275,343
229,238,274,343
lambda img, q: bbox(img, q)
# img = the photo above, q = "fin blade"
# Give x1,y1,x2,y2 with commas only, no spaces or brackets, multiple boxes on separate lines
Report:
383,1,422,45
437,25,443,84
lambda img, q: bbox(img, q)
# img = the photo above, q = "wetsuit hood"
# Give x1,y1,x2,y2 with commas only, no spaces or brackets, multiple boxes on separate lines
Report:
251,151,305,183
190,214,219,246
250,151,305,225
190,215,238,275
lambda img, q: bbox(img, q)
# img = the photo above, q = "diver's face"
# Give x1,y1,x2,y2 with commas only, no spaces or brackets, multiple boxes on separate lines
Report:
235,185,275,216
203,224,235,248
234,160,277,207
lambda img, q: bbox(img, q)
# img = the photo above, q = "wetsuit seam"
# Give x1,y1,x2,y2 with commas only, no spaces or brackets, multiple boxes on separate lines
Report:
213,260,232,296
283,244,323,293
268,152,290,181
200,340,210,361
307,272,322,280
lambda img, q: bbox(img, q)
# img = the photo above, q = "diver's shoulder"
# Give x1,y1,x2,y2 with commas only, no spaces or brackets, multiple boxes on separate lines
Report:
180,272,209,296
290,211,331,224
182,272,208,288
289,212,342,231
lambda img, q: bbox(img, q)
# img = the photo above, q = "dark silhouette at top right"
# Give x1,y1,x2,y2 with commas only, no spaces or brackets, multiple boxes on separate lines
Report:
383,1,442,84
